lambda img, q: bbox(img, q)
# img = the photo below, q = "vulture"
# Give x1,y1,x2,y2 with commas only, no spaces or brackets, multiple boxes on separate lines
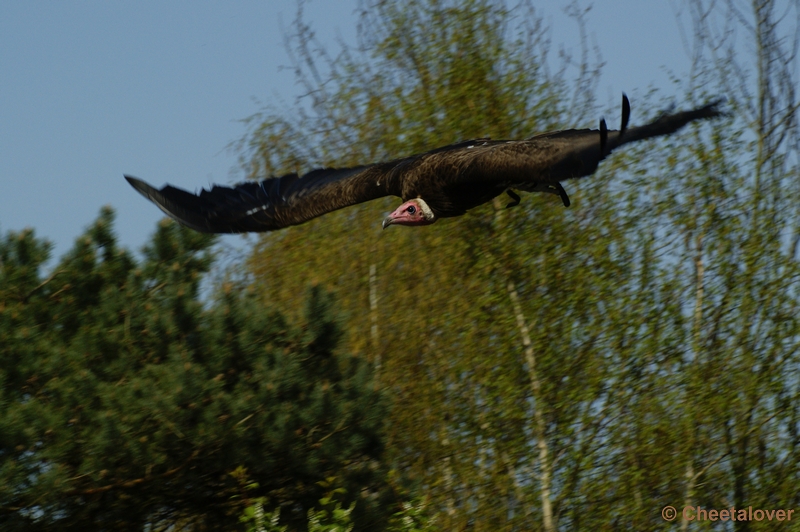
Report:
126,95,722,233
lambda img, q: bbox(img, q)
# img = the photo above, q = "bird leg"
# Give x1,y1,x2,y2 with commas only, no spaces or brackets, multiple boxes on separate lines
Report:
505,189,521,208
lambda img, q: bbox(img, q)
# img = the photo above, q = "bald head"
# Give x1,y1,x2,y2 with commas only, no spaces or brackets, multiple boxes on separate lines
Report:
382,198,436,229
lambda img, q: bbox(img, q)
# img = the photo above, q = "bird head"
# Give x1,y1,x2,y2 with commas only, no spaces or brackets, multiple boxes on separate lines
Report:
382,198,436,229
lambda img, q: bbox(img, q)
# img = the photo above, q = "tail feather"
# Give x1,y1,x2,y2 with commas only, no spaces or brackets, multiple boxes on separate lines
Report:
614,99,724,149
619,93,631,138
599,118,608,154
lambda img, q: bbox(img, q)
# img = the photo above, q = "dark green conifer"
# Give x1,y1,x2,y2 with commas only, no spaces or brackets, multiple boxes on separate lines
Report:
0,209,388,531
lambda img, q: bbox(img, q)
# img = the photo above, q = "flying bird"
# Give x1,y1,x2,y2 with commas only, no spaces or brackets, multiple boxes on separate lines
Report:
125,95,722,233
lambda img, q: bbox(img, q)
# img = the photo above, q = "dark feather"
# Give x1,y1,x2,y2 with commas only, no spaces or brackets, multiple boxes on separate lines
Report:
599,118,608,155
126,97,723,232
620,93,631,138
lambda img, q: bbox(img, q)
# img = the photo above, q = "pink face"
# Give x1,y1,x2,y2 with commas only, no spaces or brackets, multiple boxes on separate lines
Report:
382,199,435,229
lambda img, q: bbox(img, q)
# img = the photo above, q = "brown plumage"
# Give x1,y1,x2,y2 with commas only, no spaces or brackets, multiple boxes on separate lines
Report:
125,95,722,233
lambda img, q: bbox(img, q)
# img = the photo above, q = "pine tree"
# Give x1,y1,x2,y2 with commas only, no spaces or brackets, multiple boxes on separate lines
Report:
0,208,389,531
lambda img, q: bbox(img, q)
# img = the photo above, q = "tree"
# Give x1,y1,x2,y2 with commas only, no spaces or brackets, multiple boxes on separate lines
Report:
238,0,800,529
0,208,389,531
239,1,624,529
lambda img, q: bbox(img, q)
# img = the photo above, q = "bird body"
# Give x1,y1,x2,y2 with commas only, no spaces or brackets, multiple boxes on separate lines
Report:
126,96,722,233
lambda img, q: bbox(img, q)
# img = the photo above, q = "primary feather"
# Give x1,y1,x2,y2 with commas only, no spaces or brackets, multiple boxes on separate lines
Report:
126,95,723,233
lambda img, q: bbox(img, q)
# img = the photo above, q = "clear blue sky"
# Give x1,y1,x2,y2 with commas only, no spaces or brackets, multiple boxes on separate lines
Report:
1,1,693,265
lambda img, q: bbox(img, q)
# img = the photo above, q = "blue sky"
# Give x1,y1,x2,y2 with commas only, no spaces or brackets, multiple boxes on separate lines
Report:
1,1,692,265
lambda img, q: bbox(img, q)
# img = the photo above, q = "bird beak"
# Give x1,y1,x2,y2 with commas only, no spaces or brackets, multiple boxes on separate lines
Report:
382,215,395,230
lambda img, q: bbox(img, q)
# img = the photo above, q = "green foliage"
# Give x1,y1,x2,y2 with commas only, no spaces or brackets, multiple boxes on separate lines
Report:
386,498,439,532
240,488,438,532
4,1,798,530
237,0,800,530
0,209,388,531
307,499,354,532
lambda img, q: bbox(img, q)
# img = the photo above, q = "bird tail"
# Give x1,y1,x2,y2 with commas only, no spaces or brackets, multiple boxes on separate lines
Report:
611,98,724,150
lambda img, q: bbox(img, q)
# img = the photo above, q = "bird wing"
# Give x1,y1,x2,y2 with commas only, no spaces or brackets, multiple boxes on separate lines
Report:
474,130,606,182
432,99,723,196
125,163,404,233
126,138,493,233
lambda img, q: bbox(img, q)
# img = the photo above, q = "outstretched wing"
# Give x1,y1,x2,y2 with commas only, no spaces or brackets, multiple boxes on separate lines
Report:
125,163,403,233
435,97,723,200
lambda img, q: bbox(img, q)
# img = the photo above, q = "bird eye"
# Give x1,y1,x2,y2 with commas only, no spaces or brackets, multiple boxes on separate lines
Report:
407,205,416,214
